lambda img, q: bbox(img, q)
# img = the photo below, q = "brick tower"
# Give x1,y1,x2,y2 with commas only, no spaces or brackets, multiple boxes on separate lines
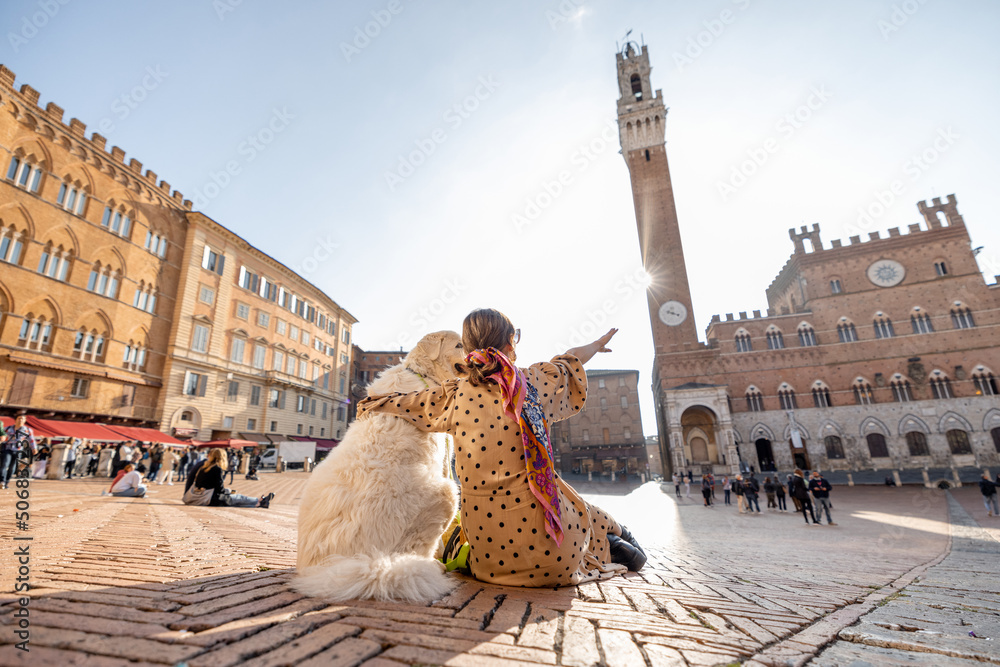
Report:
616,42,699,349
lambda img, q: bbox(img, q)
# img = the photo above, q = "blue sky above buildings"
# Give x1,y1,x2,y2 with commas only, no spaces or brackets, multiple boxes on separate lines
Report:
3,0,998,436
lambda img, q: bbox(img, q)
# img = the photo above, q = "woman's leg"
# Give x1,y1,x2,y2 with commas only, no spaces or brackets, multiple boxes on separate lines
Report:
223,493,260,507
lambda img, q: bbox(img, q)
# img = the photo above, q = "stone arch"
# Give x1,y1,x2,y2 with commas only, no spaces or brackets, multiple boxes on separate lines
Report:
9,137,53,171
21,296,61,324
817,419,846,439
898,414,931,435
859,416,890,438
782,422,811,440
56,162,96,194
0,202,36,238
749,422,775,442
0,282,14,314
983,408,1000,432
938,411,973,434
169,405,202,429
74,310,114,339
681,405,720,465
37,223,81,256
88,245,126,275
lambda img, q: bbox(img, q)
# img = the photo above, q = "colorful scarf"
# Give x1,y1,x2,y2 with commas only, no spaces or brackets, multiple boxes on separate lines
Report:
465,348,563,546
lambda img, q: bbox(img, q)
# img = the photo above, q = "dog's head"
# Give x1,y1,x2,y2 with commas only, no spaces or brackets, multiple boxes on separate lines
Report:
404,330,466,386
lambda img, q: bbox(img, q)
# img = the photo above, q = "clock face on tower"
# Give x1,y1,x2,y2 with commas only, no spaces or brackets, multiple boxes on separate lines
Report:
866,259,905,287
658,300,688,326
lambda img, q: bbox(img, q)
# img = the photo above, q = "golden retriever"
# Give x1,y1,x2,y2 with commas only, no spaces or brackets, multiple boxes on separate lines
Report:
294,330,464,602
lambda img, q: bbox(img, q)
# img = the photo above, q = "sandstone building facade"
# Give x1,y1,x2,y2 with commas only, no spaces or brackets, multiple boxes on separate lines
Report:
615,44,1000,482
0,65,356,441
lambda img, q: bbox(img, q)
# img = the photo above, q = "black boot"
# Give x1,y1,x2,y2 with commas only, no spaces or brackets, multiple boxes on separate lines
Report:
608,534,647,571
618,525,646,560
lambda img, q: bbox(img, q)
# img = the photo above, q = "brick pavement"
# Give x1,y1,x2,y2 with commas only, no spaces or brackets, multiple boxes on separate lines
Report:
0,474,982,666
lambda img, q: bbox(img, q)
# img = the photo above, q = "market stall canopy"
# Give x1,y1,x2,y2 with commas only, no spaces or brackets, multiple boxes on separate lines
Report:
197,439,259,448
26,417,126,442
290,436,339,451
103,425,187,445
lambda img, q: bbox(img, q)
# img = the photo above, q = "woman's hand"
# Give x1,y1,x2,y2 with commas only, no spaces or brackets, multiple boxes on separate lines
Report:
567,328,619,365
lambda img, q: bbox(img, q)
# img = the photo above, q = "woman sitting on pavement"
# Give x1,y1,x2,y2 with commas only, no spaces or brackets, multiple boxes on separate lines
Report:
358,307,646,587
183,448,274,508
110,462,146,497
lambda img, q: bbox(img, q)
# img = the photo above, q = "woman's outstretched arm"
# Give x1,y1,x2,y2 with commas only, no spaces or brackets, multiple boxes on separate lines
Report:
565,328,618,365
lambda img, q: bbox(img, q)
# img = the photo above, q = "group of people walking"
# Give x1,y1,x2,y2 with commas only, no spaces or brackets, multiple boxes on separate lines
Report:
673,468,837,525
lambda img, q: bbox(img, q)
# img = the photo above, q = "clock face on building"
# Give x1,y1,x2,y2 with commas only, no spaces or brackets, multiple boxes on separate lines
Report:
658,300,688,326
867,259,905,287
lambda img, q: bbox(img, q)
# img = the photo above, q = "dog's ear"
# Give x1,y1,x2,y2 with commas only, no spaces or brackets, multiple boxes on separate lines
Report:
423,331,448,362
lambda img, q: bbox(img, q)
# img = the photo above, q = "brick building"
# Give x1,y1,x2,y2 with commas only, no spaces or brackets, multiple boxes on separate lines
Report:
347,346,407,422
550,369,646,478
0,65,356,441
615,44,1000,482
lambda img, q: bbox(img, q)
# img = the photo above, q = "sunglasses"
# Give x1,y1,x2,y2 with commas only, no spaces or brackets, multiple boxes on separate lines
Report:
512,328,521,344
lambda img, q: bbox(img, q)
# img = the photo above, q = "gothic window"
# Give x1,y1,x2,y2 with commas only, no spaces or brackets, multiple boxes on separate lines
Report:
745,387,764,412
950,304,975,329
972,369,998,396
911,310,933,334
946,429,972,455
144,230,168,258
36,243,72,282
17,316,54,352
735,331,753,352
766,329,785,350
853,378,875,405
87,263,121,299
866,433,889,458
132,282,157,314
929,373,953,400
122,340,148,372
873,314,895,339
891,378,913,403
630,74,642,100
56,180,88,216
824,435,845,459
812,384,832,408
837,321,858,343
830,279,842,294
6,155,43,192
778,387,797,410
797,324,817,347
72,329,107,363
100,203,132,239
905,431,929,456
0,225,26,265
934,261,948,276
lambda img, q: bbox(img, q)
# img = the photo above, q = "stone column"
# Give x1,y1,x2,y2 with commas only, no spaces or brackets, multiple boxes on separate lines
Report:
96,448,115,477
47,444,68,480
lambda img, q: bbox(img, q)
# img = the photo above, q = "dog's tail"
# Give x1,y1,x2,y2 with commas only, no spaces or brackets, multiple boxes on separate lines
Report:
292,553,455,603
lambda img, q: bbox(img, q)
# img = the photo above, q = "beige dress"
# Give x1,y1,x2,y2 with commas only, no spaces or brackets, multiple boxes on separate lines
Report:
358,354,627,587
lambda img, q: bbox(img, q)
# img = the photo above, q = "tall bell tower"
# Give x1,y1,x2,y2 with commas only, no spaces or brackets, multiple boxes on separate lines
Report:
617,43,699,349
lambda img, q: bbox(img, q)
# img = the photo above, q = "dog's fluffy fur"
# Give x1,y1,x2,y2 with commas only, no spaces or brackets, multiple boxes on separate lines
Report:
293,331,464,603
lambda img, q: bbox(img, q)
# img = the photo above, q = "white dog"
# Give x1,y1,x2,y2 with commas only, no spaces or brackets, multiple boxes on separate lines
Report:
294,331,464,603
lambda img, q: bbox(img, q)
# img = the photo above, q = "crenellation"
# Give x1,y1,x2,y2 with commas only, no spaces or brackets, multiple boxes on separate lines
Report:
887,227,900,237
739,311,747,320
159,180,170,192
869,231,880,240
172,190,183,202
45,101,64,121
91,132,107,150
726,313,734,321
144,169,157,183
129,158,142,173
830,239,842,248
849,235,861,244
110,146,125,163
68,118,86,136
0,65,14,87
18,83,39,105
752,310,761,318
711,314,721,323
183,199,193,210
908,223,922,233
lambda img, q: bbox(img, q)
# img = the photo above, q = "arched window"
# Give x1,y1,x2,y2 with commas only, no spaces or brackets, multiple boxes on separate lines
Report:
100,202,133,239
735,330,752,352
766,328,785,350
144,229,168,258
797,323,817,347
946,429,971,455
837,320,858,343
905,432,929,456
934,261,948,276
853,378,875,405
829,279,843,294
56,179,88,216
122,339,148,372
87,262,121,299
630,73,642,100
890,375,912,402
873,313,895,339
811,382,832,408
72,328,107,363
778,386,797,410
18,315,55,352
132,281,157,314
824,435,845,459
36,243,72,282
745,387,764,412
972,367,998,396
950,303,975,329
929,371,953,400
6,154,43,192
0,225,26,265
866,433,889,458
910,307,933,334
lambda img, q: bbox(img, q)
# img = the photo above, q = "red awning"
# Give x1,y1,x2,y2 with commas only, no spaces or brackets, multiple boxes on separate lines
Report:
197,439,260,448
103,425,187,445
26,418,126,442
0,417,11,429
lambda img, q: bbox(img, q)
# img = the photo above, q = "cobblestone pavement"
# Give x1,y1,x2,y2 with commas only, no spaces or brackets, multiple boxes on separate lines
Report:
0,473,993,666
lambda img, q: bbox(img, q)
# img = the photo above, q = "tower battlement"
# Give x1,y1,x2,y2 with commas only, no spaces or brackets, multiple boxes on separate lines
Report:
0,64,192,211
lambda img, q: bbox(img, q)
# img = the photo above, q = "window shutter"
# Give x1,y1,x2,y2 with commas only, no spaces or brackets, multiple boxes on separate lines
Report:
9,369,38,405
197,374,208,397
216,254,225,276
279,391,286,410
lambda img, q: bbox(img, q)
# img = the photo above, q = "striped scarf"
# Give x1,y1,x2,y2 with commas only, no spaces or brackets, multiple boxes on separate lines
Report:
465,348,563,546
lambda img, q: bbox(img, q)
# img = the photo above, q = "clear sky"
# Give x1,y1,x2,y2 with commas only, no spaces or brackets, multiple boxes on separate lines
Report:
4,0,998,437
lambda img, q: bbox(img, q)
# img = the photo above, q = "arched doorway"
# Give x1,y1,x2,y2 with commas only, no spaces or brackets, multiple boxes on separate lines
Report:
754,438,774,472
789,438,811,470
681,406,720,471
690,437,709,462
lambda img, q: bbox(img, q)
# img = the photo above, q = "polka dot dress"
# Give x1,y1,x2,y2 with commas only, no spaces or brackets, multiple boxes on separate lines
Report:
358,355,628,587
